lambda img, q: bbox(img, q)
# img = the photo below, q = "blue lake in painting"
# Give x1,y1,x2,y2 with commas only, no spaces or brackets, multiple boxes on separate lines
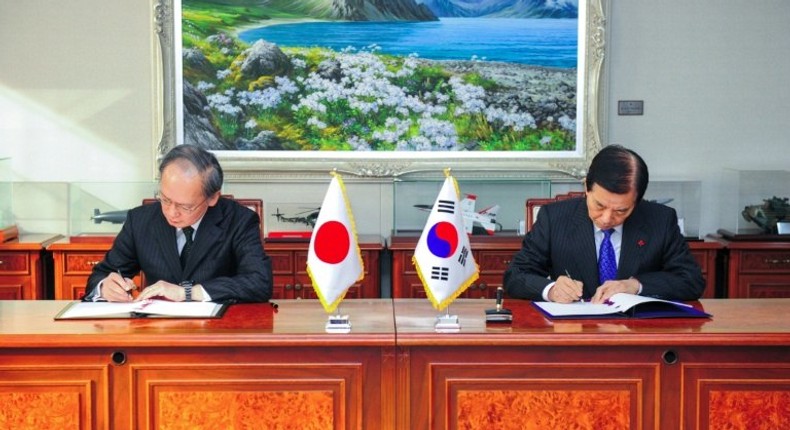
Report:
238,18,577,68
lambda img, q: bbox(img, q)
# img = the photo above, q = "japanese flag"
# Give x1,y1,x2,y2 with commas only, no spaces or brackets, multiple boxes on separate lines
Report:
413,171,479,310
307,172,364,313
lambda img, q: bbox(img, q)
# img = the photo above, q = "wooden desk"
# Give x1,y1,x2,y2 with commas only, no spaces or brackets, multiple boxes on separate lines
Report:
2,299,787,429
0,299,396,429
0,233,62,299
394,298,790,430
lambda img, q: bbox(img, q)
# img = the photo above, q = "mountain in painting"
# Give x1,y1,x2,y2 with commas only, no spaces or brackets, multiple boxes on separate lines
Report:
416,0,578,18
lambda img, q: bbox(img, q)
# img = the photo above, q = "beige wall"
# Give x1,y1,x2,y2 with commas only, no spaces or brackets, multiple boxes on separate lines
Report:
1,0,789,237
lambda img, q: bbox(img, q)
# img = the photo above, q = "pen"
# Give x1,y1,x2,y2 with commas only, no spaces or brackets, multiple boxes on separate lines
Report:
117,269,137,294
565,269,584,302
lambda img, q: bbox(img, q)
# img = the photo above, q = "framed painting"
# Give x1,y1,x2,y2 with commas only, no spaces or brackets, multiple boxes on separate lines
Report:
153,0,605,179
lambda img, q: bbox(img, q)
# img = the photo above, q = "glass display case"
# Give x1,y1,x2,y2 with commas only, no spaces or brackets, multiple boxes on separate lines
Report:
0,157,11,228
720,169,790,235
68,181,158,237
392,173,557,235
643,180,703,238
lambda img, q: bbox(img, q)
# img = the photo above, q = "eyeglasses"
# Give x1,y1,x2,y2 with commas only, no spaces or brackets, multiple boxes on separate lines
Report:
155,192,207,214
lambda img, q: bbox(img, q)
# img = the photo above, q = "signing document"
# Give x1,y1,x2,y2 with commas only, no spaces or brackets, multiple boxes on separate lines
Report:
55,299,226,319
533,293,711,319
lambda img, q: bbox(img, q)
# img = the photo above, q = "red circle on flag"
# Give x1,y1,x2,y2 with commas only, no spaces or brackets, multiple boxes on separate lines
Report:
314,221,350,264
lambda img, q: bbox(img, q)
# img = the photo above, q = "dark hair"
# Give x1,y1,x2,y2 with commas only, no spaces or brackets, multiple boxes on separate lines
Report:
585,144,649,202
158,145,223,198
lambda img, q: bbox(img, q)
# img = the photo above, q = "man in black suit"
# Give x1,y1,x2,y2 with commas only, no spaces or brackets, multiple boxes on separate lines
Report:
85,145,272,303
504,145,704,304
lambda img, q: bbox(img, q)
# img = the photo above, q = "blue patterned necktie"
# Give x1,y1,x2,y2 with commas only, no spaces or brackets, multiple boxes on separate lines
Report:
598,228,617,284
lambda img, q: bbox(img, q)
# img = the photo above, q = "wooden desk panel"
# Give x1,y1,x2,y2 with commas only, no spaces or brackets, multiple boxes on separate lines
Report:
393,298,790,430
0,233,62,299
688,240,724,298
0,299,396,430
390,235,521,299
1,299,788,429
723,241,790,298
264,235,383,299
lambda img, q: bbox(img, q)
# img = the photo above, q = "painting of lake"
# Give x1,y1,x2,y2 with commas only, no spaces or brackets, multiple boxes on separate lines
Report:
239,18,577,68
180,0,580,153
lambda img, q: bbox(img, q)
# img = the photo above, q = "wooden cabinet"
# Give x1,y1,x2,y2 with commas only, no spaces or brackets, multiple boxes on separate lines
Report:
48,236,144,300
264,235,383,299
687,240,724,298
0,234,62,299
390,234,521,299
393,298,790,430
721,240,790,298
0,300,396,430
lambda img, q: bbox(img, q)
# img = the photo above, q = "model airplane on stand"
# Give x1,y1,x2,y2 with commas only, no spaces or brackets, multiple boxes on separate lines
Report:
414,194,501,235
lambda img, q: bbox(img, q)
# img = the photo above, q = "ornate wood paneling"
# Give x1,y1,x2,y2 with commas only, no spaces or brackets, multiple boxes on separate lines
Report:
683,363,790,429
0,365,109,430
131,360,369,429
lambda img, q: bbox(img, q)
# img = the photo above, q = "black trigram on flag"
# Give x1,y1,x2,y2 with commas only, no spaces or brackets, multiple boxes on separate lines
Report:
431,266,449,281
457,246,469,267
437,199,455,214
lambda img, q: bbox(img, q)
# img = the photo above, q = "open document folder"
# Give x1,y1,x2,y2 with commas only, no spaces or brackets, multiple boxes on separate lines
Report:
533,293,711,319
55,299,228,320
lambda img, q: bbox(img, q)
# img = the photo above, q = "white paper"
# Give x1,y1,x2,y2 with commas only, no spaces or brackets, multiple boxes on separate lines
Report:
58,300,222,319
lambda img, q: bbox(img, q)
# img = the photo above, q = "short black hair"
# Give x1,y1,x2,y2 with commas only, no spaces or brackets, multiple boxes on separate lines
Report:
159,145,223,198
585,144,649,202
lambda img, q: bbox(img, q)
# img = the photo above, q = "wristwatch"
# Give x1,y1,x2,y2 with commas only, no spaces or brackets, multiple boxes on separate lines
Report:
180,280,194,302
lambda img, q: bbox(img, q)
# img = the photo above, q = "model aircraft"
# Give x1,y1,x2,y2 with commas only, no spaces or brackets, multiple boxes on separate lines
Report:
272,207,320,228
91,208,128,224
414,194,501,235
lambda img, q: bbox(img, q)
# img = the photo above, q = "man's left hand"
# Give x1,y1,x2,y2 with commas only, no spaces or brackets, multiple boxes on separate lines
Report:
591,278,640,304
135,280,186,302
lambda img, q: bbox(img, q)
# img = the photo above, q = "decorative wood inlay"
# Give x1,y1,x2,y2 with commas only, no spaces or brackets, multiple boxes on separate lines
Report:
456,390,630,429
0,392,81,429
157,391,334,429
709,391,790,430
0,253,28,273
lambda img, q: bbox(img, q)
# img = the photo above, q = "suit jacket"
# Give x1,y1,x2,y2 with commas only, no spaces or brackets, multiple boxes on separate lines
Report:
86,198,272,303
504,197,704,301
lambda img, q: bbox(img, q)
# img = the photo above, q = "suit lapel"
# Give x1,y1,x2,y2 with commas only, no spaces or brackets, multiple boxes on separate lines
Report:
567,201,599,294
151,212,181,276
619,207,649,278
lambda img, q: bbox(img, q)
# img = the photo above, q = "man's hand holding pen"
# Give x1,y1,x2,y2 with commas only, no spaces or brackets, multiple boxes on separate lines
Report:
548,270,584,303
101,271,138,302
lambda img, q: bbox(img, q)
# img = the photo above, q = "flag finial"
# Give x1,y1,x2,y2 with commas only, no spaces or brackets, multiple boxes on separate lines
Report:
444,168,452,178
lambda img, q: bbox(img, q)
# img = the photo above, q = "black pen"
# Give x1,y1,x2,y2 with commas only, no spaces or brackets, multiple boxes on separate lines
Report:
565,269,584,302
117,269,137,295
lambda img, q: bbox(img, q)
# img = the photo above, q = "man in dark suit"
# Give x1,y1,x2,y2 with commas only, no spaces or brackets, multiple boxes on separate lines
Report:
85,145,272,303
504,145,704,304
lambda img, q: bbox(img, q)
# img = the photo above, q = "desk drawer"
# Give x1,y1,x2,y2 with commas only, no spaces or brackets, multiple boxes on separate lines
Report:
0,253,30,274
64,253,106,274
269,251,295,275
477,250,516,272
739,251,790,272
